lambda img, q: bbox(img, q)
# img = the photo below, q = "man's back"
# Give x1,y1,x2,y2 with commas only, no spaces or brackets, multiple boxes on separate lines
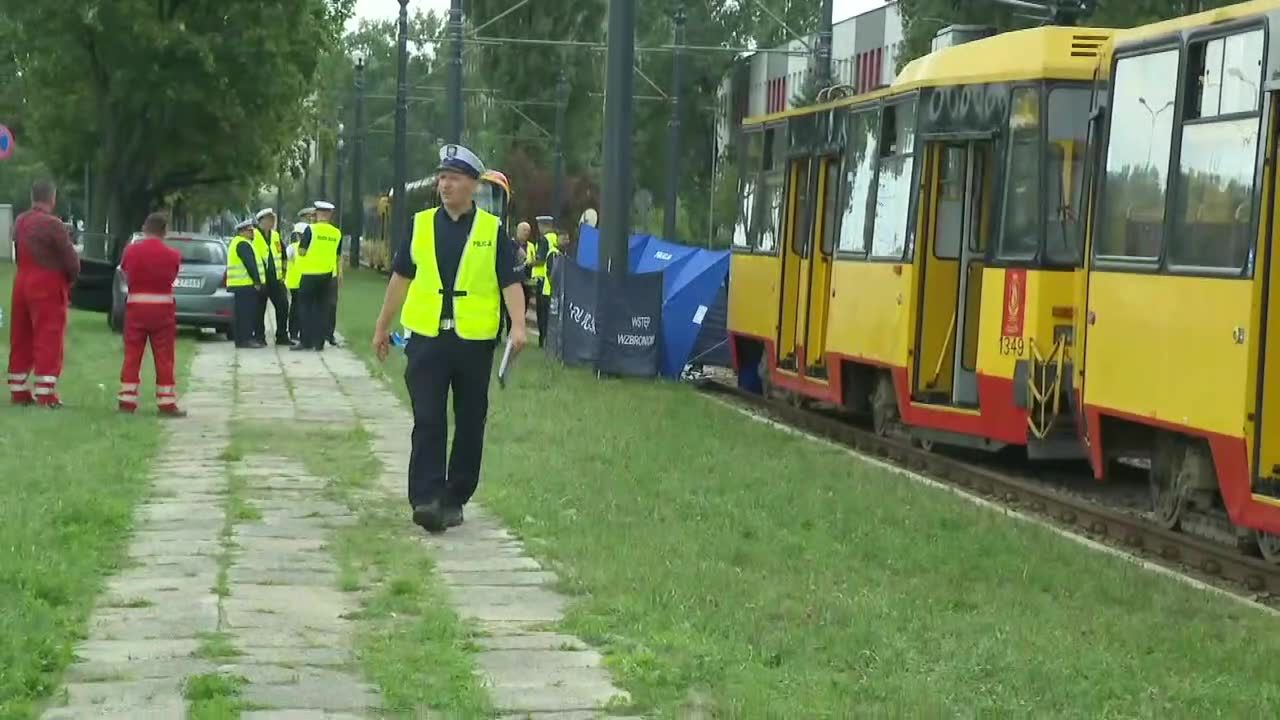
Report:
15,207,79,284
121,238,181,295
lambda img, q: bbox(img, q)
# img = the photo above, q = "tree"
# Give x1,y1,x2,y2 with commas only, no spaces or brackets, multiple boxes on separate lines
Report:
2,0,354,253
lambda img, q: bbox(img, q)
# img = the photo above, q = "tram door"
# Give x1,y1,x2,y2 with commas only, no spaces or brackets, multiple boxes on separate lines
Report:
802,156,840,378
1257,99,1280,485
914,140,990,406
776,158,814,371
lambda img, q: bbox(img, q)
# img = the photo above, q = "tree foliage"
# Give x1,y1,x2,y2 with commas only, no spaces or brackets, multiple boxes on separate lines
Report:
0,0,353,247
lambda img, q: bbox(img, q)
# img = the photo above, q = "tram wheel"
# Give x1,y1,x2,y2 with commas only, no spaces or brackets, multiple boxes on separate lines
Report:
871,374,898,438
1150,434,1188,530
1258,532,1280,564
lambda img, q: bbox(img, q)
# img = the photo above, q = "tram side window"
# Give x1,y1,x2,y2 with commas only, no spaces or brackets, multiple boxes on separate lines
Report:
838,109,879,254
1045,87,1092,264
1095,49,1179,262
870,100,917,259
820,159,841,255
998,87,1042,260
757,174,784,253
1169,29,1264,271
733,131,765,250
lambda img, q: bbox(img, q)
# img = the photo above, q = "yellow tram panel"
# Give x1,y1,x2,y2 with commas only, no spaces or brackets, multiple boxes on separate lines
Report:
825,262,913,369
974,268,1078,380
1084,273,1252,439
727,253,780,344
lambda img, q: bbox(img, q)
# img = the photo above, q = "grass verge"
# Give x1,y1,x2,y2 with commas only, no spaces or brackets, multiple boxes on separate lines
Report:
227,419,492,717
337,267,1280,717
184,671,249,720
0,263,197,719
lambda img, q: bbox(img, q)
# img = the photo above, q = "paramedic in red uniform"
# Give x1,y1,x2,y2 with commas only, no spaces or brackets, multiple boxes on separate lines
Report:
116,212,186,417
7,179,79,408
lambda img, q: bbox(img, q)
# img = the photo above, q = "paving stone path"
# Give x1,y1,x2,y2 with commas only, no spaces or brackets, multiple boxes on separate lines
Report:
44,333,634,719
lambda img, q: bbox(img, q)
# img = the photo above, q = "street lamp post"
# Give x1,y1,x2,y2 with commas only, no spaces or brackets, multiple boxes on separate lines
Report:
350,51,367,268
393,0,411,259
448,0,464,144
335,123,346,230
553,70,569,223
662,3,686,242
601,0,636,275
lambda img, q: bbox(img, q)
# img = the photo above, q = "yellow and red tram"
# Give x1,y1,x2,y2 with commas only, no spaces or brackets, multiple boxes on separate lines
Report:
728,24,1110,458
1075,0,1280,559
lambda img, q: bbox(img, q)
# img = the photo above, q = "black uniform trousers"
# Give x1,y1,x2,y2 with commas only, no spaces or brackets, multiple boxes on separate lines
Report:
298,274,333,350
405,330,497,509
287,289,301,339
256,278,290,342
231,287,260,347
534,283,549,348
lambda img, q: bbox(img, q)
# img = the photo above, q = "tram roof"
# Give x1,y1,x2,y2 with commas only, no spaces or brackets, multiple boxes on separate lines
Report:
742,25,1113,127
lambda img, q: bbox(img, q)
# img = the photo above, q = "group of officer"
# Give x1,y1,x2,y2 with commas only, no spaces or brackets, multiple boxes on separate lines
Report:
519,215,561,347
226,201,343,350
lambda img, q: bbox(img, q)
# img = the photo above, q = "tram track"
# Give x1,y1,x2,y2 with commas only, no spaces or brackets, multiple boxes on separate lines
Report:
693,377,1280,605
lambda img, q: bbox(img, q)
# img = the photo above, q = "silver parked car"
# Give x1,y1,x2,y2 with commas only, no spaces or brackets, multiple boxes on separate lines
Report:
108,232,234,338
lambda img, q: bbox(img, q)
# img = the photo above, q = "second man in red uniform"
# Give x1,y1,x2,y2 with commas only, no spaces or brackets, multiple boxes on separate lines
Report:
116,212,186,416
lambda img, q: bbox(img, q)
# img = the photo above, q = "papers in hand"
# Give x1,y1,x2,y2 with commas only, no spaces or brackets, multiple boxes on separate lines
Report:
497,338,516,388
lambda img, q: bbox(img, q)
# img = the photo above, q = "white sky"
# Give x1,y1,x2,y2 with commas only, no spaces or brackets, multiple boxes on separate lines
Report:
350,0,889,32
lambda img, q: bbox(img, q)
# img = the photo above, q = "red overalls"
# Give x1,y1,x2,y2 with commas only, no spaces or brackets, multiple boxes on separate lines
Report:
117,236,183,415
8,207,77,407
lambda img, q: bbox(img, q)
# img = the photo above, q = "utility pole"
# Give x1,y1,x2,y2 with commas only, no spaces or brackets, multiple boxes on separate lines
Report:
393,0,411,257
553,70,569,223
350,52,367,267
662,2,686,242
335,124,346,230
448,0,464,144
817,0,833,88
601,0,636,275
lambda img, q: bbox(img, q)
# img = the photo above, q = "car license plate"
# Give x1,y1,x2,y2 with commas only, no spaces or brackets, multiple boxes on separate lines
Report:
173,277,202,289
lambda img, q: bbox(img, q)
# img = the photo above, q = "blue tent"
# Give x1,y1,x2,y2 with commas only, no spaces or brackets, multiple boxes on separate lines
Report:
567,225,730,378
574,225,649,272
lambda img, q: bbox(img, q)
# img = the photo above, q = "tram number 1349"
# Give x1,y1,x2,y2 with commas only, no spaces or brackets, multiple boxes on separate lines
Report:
999,335,1026,357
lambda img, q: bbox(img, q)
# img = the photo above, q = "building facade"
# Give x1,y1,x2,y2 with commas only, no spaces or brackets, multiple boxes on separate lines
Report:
715,2,903,170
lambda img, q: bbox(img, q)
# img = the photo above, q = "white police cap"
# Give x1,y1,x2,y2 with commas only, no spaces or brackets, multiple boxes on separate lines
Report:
436,144,485,178
255,207,276,220
314,201,335,211
292,221,308,234
297,206,315,217
235,219,255,232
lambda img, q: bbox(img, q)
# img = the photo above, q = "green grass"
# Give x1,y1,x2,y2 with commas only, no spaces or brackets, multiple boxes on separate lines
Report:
335,267,1280,718
194,632,242,661
227,419,493,717
184,671,250,719
0,263,196,719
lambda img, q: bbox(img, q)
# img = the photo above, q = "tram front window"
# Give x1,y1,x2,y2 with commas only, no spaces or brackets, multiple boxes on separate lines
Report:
998,87,1041,261
1044,87,1091,265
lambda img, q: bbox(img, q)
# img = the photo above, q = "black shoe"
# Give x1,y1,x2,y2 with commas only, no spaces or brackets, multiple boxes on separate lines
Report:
289,344,312,352
327,337,342,348
276,337,296,347
441,505,464,528
412,503,447,533
252,341,268,348
236,342,257,349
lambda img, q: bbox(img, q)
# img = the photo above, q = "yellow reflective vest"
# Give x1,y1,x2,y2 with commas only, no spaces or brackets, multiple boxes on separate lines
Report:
299,222,342,276
253,227,285,281
400,207,502,340
227,234,264,288
542,235,561,297
284,240,303,290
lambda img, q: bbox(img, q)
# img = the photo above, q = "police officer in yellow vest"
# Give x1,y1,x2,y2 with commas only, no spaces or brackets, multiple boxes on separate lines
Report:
373,144,527,533
226,219,267,349
285,207,314,342
531,215,560,347
292,200,343,352
253,208,294,346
